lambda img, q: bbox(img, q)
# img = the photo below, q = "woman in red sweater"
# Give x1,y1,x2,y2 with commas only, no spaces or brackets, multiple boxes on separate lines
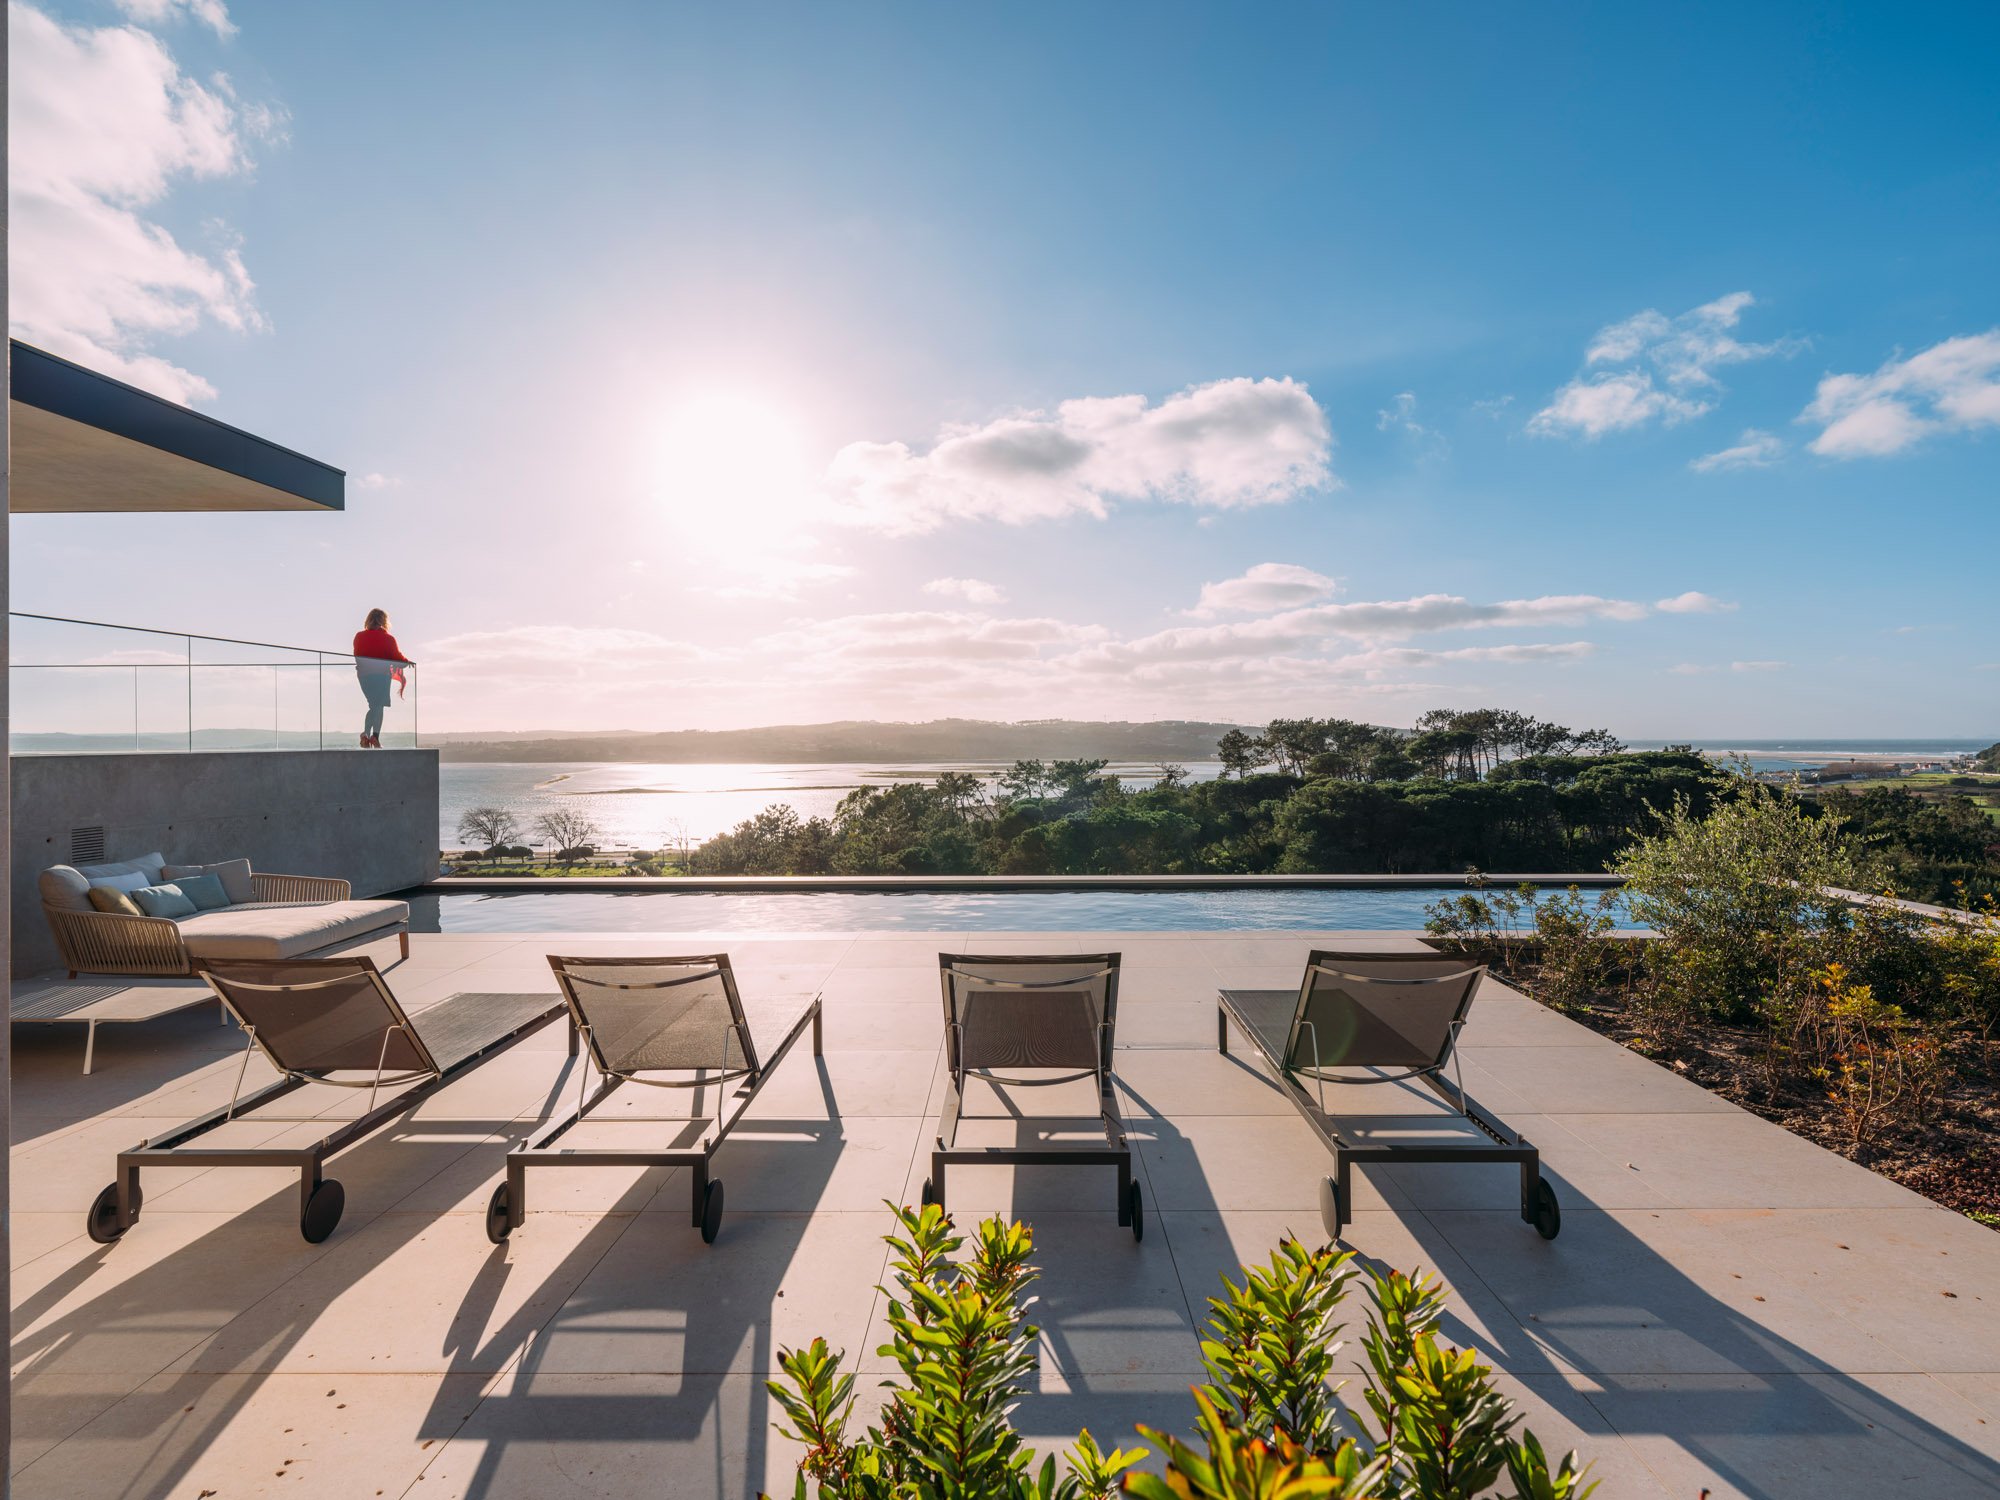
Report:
352,608,414,748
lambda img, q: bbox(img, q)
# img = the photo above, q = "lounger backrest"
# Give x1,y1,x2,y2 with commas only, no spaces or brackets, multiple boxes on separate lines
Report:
1284,949,1483,1074
548,954,756,1078
939,953,1120,1075
199,956,439,1078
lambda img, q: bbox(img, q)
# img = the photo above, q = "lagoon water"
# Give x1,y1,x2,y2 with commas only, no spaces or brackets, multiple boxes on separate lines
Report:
437,760,1230,850
435,740,1988,851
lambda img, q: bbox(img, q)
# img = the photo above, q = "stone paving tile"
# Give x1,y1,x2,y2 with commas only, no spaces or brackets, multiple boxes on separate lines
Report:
1548,1112,1936,1210
1426,1208,1924,1378
410,1370,803,1499
173,1209,631,1375
526,1209,892,1375
10,1370,492,1500
1460,1040,1741,1114
1585,1371,2000,1498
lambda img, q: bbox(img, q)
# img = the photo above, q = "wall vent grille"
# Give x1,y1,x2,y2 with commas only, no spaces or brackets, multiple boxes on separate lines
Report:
70,826,107,865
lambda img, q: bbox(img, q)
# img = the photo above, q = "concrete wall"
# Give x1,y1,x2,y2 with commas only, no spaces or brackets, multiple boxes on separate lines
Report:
10,748,437,977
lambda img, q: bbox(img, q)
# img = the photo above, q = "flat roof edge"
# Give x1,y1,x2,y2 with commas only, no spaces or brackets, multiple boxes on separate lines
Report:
9,340,345,510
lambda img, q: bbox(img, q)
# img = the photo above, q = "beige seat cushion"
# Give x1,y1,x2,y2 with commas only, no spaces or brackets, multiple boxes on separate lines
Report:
176,899,409,962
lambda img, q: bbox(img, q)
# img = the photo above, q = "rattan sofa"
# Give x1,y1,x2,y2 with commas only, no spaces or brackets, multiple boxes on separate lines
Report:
41,856,410,978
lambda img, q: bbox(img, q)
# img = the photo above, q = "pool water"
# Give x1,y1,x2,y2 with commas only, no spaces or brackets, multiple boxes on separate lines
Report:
401,885,1634,934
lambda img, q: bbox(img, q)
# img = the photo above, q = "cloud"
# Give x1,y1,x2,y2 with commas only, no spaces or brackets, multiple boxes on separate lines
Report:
1528,371,1709,438
8,2,281,403
1655,591,1738,615
695,557,857,601
114,0,235,35
1800,330,2000,457
758,610,1107,664
1068,592,1650,675
822,376,1334,535
1189,563,1336,617
1668,663,1718,676
356,472,402,490
1376,391,1448,457
1731,660,1788,672
1533,292,1798,438
1331,642,1596,670
423,626,715,683
923,577,1005,605
1690,429,1783,473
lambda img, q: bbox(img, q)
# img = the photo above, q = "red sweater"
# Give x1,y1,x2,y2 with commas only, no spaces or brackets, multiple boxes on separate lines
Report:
353,628,412,666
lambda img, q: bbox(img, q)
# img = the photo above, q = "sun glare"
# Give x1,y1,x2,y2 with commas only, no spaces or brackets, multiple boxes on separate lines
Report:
653,391,815,556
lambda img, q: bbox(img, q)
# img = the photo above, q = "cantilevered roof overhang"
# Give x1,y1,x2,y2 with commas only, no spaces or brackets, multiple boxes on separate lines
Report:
9,340,345,513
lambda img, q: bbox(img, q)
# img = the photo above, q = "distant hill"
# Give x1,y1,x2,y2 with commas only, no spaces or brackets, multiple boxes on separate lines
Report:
435,718,1251,764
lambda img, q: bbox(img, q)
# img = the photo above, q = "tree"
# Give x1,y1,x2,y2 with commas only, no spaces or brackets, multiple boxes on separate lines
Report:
455,805,519,854
1216,729,1264,779
533,807,602,868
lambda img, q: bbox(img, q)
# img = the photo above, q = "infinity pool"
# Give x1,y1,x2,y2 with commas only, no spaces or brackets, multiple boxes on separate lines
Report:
401,885,1633,933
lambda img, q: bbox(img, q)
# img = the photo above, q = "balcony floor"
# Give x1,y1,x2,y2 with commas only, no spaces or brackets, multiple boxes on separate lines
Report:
9,930,2000,1498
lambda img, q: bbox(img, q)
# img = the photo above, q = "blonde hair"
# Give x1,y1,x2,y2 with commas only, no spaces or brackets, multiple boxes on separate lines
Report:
364,608,389,631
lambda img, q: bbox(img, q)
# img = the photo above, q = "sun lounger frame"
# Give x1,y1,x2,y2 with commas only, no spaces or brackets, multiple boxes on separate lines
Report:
492,954,824,1246
926,952,1139,1238
1216,948,1558,1241
88,956,573,1246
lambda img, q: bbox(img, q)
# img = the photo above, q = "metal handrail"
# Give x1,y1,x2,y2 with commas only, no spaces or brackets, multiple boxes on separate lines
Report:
10,611,388,663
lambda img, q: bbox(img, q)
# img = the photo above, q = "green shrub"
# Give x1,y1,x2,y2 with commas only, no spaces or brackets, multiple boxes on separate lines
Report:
1615,783,1870,1025
767,1207,1593,1500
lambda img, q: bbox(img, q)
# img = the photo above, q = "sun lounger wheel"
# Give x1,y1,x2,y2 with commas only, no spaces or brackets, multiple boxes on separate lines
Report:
1127,1180,1144,1242
300,1179,345,1244
485,1182,513,1244
1531,1178,1561,1240
1318,1176,1342,1242
700,1179,725,1244
87,1182,140,1244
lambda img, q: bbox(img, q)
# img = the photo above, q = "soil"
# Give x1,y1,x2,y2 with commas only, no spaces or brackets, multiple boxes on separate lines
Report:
1477,956,2000,1229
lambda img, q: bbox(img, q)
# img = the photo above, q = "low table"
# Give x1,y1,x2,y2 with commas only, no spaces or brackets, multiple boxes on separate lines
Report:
11,978,224,1073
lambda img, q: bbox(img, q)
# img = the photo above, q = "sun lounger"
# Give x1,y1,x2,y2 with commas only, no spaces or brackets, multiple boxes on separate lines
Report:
86,956,572,1246
490,954,823,1246
925,952,1140,1239
1217,948,1559,1241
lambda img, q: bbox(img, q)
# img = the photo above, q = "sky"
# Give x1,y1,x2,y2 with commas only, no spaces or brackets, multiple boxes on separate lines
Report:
9,0,1999,739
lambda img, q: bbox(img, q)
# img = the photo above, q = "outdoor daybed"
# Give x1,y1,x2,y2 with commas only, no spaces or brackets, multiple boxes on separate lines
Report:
39,853,410,978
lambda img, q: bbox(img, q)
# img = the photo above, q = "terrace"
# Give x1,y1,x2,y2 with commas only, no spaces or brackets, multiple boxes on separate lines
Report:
8,921,1998,1498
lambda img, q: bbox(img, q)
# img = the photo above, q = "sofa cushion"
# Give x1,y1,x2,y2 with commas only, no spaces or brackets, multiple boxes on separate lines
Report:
77,852,167,884
133,883,198,919
90,870,151,896
87,886,143,917
174,873,232,911
163,859,255,904
39,866,93,912
177,899,410,962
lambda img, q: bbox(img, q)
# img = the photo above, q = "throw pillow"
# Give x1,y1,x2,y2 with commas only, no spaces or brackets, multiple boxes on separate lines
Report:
131,884,198,919
163,859,256,904
173,873,231,911
86,887,143,917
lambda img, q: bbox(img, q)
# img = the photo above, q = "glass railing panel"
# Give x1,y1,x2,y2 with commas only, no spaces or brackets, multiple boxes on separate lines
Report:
9,614,422,754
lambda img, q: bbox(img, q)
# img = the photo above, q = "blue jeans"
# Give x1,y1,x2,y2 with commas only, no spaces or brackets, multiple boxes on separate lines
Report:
360,675,392,740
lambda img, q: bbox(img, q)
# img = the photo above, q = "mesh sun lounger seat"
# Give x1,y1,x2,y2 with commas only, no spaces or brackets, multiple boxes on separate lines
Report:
86,956,572,1246
925,953,1140,1239
1217,948,1560,1241
490,955,823,1246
